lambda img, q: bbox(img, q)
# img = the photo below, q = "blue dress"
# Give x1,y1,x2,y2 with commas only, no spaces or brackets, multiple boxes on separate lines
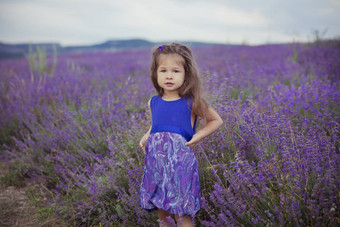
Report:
140,96,201,216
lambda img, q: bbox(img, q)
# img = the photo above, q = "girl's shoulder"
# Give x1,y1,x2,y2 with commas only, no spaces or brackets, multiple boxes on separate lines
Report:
149,95,161,108
182,96,193,107
150,95,160,103
182,96,192,101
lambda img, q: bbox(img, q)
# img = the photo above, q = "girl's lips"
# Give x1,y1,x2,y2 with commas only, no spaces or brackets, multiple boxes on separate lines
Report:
165,82,174,86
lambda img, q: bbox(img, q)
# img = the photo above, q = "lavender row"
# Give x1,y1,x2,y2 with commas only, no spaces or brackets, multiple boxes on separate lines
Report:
0,40,339,226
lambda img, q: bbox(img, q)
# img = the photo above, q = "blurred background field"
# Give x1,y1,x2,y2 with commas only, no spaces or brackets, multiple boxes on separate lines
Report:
0,38,339,226
1,0,340,226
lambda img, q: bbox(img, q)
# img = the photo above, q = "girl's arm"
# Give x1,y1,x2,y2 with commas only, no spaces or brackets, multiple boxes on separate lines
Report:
185,107,223,147
139,99,152,153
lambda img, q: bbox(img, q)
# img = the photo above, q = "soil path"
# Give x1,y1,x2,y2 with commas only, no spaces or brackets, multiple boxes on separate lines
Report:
0,184,38,226
0,162,62,227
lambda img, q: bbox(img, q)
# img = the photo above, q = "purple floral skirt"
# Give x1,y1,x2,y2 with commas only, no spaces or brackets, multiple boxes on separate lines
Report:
140,132,201,216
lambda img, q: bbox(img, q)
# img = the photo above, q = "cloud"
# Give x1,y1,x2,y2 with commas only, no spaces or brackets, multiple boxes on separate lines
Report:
0,0,339,45
98,0,271,42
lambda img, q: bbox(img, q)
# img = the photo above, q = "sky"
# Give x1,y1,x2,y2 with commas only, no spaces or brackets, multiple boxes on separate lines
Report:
0,0,339,46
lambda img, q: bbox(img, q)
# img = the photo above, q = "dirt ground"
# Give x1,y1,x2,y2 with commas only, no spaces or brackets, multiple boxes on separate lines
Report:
0,184,39,227
0,163,62,227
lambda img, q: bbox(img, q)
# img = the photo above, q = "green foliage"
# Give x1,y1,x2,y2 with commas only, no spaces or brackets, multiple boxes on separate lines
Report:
292,48,298,62
26,44,58,77
0,119,21,149
28,188,69,227
230,88,239,100
241,89,250,104
0,160,26,188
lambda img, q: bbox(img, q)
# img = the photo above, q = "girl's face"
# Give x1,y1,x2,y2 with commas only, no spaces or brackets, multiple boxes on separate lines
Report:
156,54,185,97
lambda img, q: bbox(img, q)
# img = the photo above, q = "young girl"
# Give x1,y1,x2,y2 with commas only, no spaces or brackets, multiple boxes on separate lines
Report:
139,43,223,227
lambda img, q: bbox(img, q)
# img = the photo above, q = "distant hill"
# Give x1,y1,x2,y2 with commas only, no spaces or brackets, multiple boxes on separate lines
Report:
0,39,222,59
0,42,63,59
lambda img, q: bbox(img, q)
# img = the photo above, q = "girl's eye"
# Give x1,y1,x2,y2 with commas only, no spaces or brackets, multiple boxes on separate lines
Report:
174,70,179,73
160,70,166,73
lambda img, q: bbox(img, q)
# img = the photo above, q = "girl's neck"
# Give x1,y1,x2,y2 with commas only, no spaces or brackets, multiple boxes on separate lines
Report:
161,92,181,101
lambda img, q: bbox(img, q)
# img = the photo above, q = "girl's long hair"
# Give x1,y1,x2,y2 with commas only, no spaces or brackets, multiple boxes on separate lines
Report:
150,43,209,119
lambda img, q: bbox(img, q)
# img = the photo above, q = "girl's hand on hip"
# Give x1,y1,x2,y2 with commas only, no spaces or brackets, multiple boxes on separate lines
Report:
139,137,146,154
185,134,200,148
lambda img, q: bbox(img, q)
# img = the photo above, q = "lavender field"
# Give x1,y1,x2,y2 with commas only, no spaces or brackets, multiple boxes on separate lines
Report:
0,40,339,226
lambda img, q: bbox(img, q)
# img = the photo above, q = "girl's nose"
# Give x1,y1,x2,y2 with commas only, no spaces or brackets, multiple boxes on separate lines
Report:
166,72,173,79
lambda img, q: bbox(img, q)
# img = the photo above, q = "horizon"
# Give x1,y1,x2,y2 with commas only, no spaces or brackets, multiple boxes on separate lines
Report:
2,36,337,48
